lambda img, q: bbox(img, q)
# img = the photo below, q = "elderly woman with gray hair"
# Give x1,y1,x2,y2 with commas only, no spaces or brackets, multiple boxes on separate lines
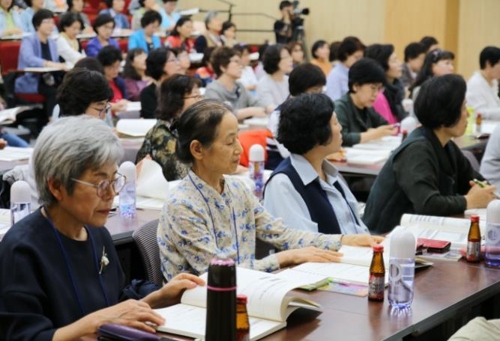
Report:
194,11,223,53
0,116,203,340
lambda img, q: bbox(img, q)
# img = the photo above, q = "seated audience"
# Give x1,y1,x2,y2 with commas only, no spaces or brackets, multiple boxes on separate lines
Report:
194,11,223,53
123,48,150,101
0,115,204,340
140,47,179,118
45,0,67,12
157,99,382,280
221,21,238,48
256,44,293,108
56,12,86,67
128,10,162,54
481,125,500,189
136,74,201,181
235,44,258,92
329,41,341,64
335,58,396,147
159,0,179,32
264,93,369,234
310,40,332,76
411,49,454,101
164,17,194,53
400,42,426,89
85,14,119,58
172,47,190,75
19,0,46,33
266,63,326,169
288,41,305,68
99,0,130,30
15,9,66,123
205,46,269,121
363,74,496,234
67,0,92,33
365,43,407,124
466,46,500,118
194,47,216,87
97,46,129,113
131,0,159,31
420,36,439,53
0,0,22,37
326,36,365,101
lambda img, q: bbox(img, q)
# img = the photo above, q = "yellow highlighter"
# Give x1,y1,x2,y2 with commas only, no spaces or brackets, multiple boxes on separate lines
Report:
473,179,488,188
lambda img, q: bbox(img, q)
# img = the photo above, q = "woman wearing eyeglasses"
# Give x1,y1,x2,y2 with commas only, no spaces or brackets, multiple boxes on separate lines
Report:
136,74,202,181
0,116,204,340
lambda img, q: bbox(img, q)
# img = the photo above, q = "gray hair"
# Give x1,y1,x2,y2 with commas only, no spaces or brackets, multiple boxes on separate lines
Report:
33,116,124,206
204,11,219,28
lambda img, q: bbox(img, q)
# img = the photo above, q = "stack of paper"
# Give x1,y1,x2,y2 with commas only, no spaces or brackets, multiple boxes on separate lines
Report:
0,147,33,161
352,135,401,151
116,119,156,138
344,148,390,165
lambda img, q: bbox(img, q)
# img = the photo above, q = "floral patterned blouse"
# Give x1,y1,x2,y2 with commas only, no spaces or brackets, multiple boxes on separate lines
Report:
136,119,189,181
158,170,343,281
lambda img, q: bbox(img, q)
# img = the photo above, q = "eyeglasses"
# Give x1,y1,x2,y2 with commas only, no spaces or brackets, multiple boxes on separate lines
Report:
72,173,126,198
90,103,111,117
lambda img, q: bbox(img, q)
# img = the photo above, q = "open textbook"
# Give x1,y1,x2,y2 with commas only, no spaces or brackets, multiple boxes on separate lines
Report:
116,119,156,138
155,267,327,341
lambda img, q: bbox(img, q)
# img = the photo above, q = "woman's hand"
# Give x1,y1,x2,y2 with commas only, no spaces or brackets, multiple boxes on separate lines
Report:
276,246,343,268
341,234,384,247
362,125,398,142
142,273,205,309
111,99,129,113
465,181,497,209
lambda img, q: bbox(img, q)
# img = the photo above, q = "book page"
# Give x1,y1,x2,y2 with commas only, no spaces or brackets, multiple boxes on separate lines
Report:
0,147,33,161
116,119,157,137
136,158,169,200
390,224,470,250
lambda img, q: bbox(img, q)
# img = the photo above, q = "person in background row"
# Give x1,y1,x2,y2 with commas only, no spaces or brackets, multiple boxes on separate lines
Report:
85,14,119,57
97,46,129,113
480,124,500,190
140,47,180,118
45,0,67,12
131,0,159,31
310,40,332,76
400,42,426,89
194,11,223,53
420,36,439,53
326,36,365,101
264,93,369,235
136,74,201,181
365,43,407,124
172,47,190,75
411,48,455,101
334,58,396,147
274,0,293,44
123,48,150,101
0,0,22,37
67,0,93,33
165,16,194,53
288,41,304,69
194,47,216,87
234,44,258,92
19,0,47,33
363,74,496,234
329,41,341,64
221,21,237,48
159,0,179,32
56,12,86,67
100,0,130,30
128,10,162,54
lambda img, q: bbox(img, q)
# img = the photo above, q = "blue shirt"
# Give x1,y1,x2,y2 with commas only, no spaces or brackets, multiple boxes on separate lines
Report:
264,154,369,235
99,9,130,29
159,9,180,30
326,62,349,101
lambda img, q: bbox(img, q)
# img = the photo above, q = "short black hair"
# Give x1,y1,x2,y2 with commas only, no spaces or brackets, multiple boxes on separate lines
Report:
279,0,292,10
176,99,232,164
170,16,191,37
122,48,146,80
289,63,325,96
233,44,250,55
311,40,328,59
329,41,341,62
146,47,174,81
92,13,115,33
365,44,394,71
58,12,84,32
222,21,236,34
278,93,334,154
479,46,500,69
420,36,439,52
97,45,123,67
57,68,113,117
32,9,54,30
162,0,177,3
412,49,455,89
263,44,288,74
210,46,237,77
157,74,201,121
140,10,162,28
404,42,426,62
338,36,365,62
24,0,33,8
104,0,113,8
74,57,104,73
201,46,215,66
66,0,75,10
414,74,466,129
348,58,386,93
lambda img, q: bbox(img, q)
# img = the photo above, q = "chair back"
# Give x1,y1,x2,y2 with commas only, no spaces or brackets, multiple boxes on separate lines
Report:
462,150,480,172
132,219,163,286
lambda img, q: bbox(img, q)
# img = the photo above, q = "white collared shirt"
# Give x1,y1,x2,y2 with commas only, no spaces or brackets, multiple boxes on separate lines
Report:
466,71,500,119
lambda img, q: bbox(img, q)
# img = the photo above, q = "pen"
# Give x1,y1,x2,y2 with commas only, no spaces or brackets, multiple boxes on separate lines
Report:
473,179,500,198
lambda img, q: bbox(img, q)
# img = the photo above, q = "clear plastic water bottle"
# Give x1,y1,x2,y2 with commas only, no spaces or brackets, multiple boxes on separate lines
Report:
485,200,500,268
118,161,136,219
10,180,31,225
388,230,416,309
249,144,265,200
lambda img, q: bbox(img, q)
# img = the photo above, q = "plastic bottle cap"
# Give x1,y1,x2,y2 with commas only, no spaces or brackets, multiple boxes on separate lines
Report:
11,180,31,203
237,294,248,303
249,144,265,162
389,229,416,259
487,200,500,224
373,244,384,252
119,161,136,181
470,215,479,222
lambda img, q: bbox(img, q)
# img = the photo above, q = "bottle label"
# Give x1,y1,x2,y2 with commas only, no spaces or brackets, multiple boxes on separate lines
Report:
466,241,481,262
368,275,385,300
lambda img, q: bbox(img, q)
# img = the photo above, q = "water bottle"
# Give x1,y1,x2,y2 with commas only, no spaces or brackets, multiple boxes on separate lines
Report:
10,180,31,225
249,144,265,200
485,200,500,268
118,161,136,219
388,230,416,309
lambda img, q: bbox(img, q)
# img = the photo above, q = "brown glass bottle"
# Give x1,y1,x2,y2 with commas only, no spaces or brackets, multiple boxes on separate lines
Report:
368,244,385,301
475,113,483,135
236,294,250,341
466,215,481,262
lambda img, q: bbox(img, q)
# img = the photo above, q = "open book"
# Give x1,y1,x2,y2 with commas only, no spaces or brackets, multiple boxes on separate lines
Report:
155,267,327,341
0,106,37,124
116,119,156,138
